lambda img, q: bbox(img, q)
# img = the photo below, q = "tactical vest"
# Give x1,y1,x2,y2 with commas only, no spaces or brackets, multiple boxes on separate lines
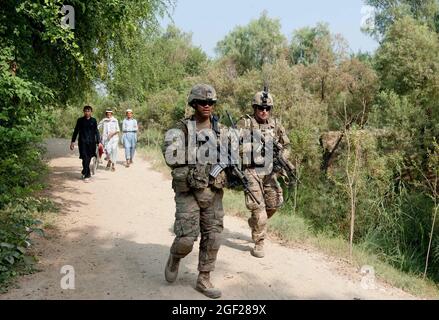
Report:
242,114,278,139
177,115,226,190
242,115,280,167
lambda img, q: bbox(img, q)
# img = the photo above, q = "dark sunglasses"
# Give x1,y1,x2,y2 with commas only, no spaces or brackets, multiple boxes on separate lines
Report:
196,100,216,107
256,105,272,112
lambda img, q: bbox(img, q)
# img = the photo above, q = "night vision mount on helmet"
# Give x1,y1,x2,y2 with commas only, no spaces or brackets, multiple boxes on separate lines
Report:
252,85,274,108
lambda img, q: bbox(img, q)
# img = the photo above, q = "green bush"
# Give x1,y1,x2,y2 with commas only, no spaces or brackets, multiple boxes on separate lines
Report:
0,198,52,288
138,128,162,149
0,128,48,207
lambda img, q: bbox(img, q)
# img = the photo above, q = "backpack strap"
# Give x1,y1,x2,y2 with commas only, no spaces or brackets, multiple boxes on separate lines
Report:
245,114,255,131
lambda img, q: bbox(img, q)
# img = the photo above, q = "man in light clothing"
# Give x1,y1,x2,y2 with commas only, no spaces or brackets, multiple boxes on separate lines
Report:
122,109,138,167
98,109,120,171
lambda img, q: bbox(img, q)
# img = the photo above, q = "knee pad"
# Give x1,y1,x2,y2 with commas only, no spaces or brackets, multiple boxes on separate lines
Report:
171,237,196,257
208,233,222,251
252,209,267,227
200,232,222,253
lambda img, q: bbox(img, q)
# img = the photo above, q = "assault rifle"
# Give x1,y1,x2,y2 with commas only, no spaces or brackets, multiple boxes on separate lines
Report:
248,121,298,187
209,113,260,205
271,138,298,187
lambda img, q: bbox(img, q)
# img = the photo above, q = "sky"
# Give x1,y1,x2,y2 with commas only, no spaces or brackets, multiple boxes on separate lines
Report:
160,0,378,58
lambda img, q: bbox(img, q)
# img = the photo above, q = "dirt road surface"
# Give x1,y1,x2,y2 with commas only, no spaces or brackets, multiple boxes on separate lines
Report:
1,139,415,300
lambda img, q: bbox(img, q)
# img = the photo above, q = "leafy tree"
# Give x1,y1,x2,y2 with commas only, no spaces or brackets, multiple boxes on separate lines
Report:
109,25,208,102
375,16,439,105
364,0,439,39
297,28,350,106
374,16,439,179
215,11,287,74
289,22,331,65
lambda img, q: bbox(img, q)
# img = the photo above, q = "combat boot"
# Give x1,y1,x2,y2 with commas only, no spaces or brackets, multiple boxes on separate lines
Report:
165,254,181,283
251,240,265,258
195,272,222,299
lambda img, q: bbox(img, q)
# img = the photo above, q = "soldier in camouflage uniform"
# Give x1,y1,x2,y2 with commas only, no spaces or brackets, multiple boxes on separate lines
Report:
163,84,227,299
237,91,290,258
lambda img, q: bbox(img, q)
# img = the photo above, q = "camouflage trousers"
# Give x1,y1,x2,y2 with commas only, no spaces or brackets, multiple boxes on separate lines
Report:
170,188,224,272
244,168,283,243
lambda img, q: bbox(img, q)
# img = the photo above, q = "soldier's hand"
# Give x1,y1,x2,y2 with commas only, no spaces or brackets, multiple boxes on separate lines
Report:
70,142,75,151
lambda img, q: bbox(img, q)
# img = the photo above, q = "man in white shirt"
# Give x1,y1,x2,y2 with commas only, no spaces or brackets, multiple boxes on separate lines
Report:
98,109,120,171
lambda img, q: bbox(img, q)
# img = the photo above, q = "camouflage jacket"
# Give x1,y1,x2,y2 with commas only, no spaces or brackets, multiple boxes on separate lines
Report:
162,115,227,191
236,114,291,169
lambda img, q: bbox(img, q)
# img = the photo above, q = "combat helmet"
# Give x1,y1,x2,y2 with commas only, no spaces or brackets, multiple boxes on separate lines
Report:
188,84,217,107
252,91,274,108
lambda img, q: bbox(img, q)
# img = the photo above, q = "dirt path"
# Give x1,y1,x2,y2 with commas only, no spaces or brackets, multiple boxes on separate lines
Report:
1,139,415,300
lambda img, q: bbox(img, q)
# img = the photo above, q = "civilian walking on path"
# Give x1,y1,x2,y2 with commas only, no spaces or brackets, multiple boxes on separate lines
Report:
98,109,120,172
70,105,102,182
122,109,138,167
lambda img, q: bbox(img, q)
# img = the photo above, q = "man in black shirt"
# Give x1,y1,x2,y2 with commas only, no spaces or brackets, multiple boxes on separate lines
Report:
70,105,102,181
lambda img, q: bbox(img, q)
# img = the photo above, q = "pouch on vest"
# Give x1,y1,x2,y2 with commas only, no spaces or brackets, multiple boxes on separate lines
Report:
187,164,210,189
171,166,190,192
